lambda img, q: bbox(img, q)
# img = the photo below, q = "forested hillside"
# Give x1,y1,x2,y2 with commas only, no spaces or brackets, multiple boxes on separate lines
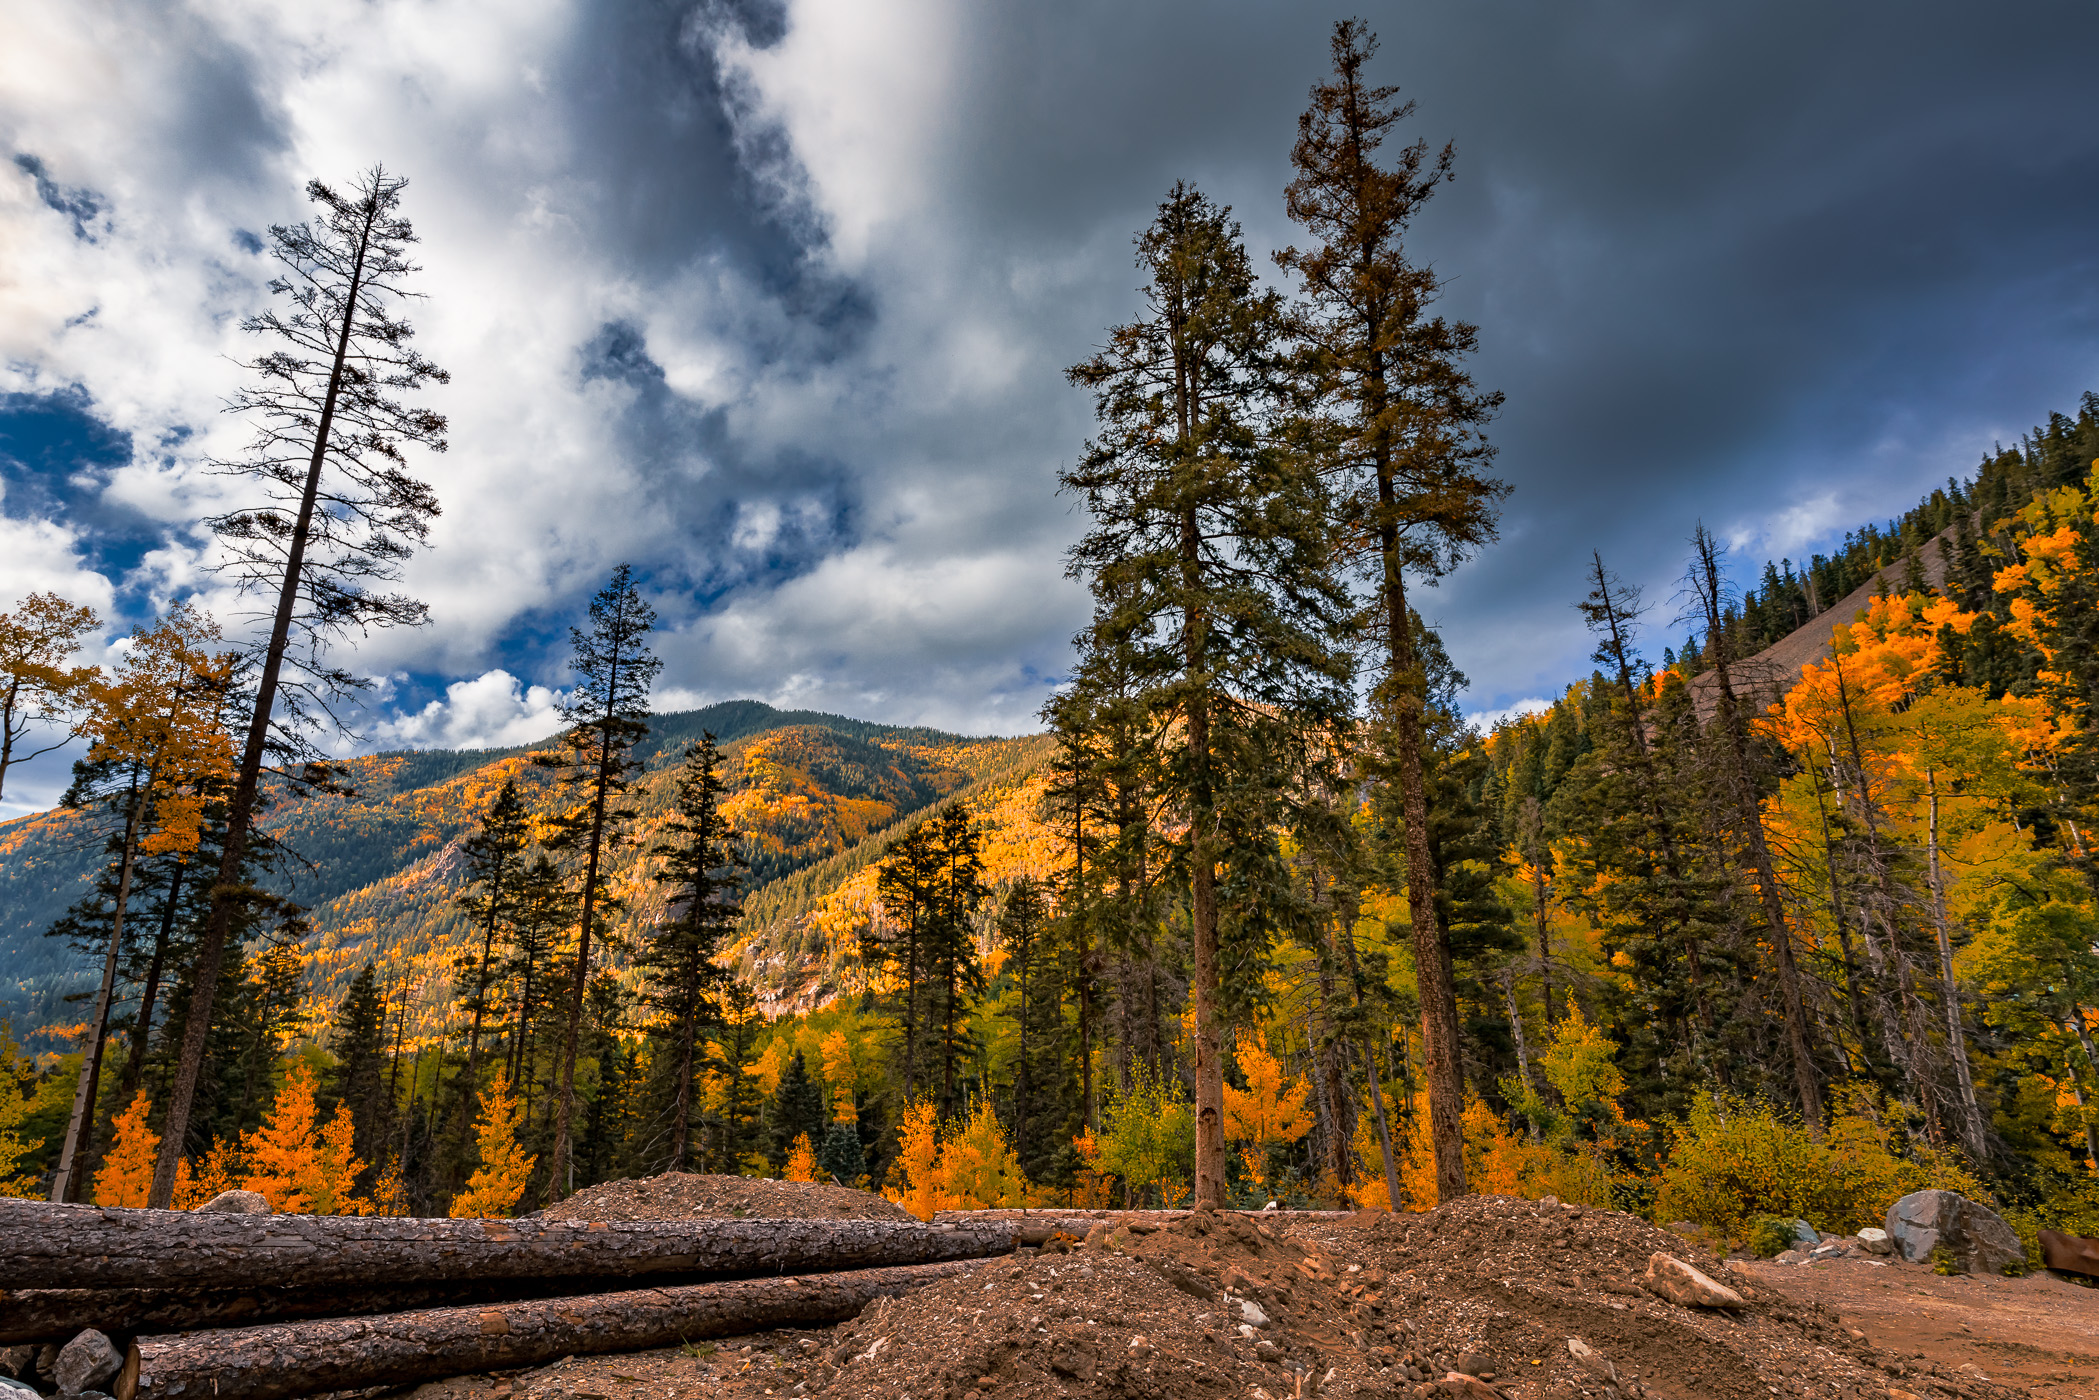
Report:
0,702,1029,1041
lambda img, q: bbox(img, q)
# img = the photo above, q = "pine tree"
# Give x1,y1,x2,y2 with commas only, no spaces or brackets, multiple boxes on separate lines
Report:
1686,524,1826,1126
1063,183,1353,1208
925,806,987,1122
869,822,941,1099
327,964,389,1177
640,734,744,1170
766,1050,827,1172
451,780,531,1160
154,168,447,1207
536,564,659,1198
1277,19,1506,1203
997,876,1053,1168
815,1119,866,1186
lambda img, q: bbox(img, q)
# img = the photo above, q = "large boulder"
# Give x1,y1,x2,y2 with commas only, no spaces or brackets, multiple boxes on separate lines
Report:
198,1188,271,1214
1883,1190,2024,1274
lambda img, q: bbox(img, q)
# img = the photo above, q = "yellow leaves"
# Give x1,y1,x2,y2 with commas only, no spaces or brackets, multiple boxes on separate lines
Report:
0,1027,40,1198
933,1099,1028,1209
175,1138,243,1209
1092,1066,1194,1205
751,1037,794,1099
785,1133,819,1183
820,1028,857,1122
1538,1006,1626,1110
92,1093,158,1207
452,1071,536,1219
1223,1034,1313,1150
240,1064,371,1216
888,1098,944,1221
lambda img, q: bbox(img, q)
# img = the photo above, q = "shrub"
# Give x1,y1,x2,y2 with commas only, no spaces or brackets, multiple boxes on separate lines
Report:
1651,1092,1975,1245
1745,1215,1798,1258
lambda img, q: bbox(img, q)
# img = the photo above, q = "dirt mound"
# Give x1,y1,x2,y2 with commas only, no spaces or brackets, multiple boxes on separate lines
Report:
536,1171,915,1223
805,1197,2035,1399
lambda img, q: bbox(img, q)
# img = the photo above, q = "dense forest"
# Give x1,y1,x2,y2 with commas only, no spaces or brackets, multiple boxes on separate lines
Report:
3,23,2097,1261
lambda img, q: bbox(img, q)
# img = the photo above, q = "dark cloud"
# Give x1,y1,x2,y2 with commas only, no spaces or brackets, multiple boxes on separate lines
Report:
4,0,2097,753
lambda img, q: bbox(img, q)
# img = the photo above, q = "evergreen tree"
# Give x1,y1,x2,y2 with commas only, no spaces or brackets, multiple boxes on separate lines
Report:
925,805,988,1122
766,1050,827,1172
327,963,390,1178
869,822,942,1097
536,564,659,1199
155,169,447,1206
1277,19,1506,1203
814,1118,865,1186
1063,182,1354,1208
451,780,531,1158
639,734,744,1170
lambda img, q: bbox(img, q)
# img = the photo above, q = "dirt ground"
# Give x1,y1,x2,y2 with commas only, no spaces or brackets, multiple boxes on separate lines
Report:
1739,1255,2099,1399
535,1173,915,1224
386,1188,2099,1400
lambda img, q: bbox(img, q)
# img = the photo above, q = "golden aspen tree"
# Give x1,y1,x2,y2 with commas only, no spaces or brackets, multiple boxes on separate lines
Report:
784,1133,819,1183
888,1099,944,1221
91,1094,159,1206
1223,1034,1314,1193
819,1028,856,1122
935,1100,1028,1209
451,1070,536,1219
0,590,98,807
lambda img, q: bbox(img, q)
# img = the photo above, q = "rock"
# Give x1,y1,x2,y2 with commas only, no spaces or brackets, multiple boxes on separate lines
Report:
1642,1253,1745,1308
0,1347,31,1381
1418,1376,1502,1398
1567,1337,1617,1386
198,1188,271,1214
1253,1340,1283,1362
1240,1300,1270,1327
54,1329,122,1395
1884,1190,2024,1274
34,1346,59,1383
1809,1242,1848,1260
1856,1227,1892,1255
1791,1219,1818,1247
1455,1352,1491,1377
0,1380,36,1400
2038,1227,2099,1278
1775,1248,1809,1265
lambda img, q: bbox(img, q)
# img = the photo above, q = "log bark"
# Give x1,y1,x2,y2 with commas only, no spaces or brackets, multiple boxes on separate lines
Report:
0,1201,1013,1291
120,1261,979,1400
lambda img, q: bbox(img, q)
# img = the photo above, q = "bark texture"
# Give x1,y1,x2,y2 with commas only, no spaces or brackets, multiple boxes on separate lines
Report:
0,1202,1014,1291
120,1262,979,1400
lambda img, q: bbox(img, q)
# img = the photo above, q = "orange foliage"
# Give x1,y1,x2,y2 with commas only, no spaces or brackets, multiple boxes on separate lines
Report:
785,1133,819,1183
241,1065,371,1215
92,1093,158,1207
887,1099,944,1221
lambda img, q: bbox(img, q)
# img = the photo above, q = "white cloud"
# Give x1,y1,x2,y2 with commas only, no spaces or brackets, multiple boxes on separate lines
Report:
1466,696,1554,733
369,669,566,751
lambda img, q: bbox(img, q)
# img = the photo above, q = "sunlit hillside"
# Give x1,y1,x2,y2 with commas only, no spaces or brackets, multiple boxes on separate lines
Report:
0,701,1054,1047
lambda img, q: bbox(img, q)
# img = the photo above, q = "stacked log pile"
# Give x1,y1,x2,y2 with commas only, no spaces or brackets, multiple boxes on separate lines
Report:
0,1201,1071,1400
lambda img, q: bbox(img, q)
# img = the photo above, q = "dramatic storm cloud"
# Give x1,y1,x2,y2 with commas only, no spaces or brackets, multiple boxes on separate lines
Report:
3,0,2096,813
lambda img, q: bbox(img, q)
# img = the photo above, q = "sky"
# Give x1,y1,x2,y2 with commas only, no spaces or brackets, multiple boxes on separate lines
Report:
2,0,2097,816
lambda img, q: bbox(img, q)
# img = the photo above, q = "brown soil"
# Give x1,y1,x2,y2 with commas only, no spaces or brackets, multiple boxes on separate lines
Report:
533,1172,914,1224
394,1195,2090,1400
1741,1255,2099,1398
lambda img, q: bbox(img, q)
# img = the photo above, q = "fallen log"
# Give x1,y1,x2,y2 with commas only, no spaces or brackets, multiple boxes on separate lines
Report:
0,1200,1013,1291
119,1260,980,1400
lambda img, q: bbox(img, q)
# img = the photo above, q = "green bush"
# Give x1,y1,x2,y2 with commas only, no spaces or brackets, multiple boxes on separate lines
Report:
1746,1216,1799,1258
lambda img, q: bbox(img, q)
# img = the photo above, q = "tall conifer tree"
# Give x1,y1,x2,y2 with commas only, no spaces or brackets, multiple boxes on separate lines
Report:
1277,21,1505,1202
1064,183,1353,1208
152,169,446,1205
537,565,658,1198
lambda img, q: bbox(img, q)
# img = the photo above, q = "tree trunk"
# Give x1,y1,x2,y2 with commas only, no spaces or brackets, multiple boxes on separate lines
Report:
117,860,182,1102
0,1202,1020,1292
119,1262,982,1400
1925,768,1988,1159
51,781,149,1203
149,199,381,1210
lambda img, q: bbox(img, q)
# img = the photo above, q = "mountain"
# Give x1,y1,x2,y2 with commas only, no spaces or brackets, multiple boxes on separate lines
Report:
0,701,1057,1045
